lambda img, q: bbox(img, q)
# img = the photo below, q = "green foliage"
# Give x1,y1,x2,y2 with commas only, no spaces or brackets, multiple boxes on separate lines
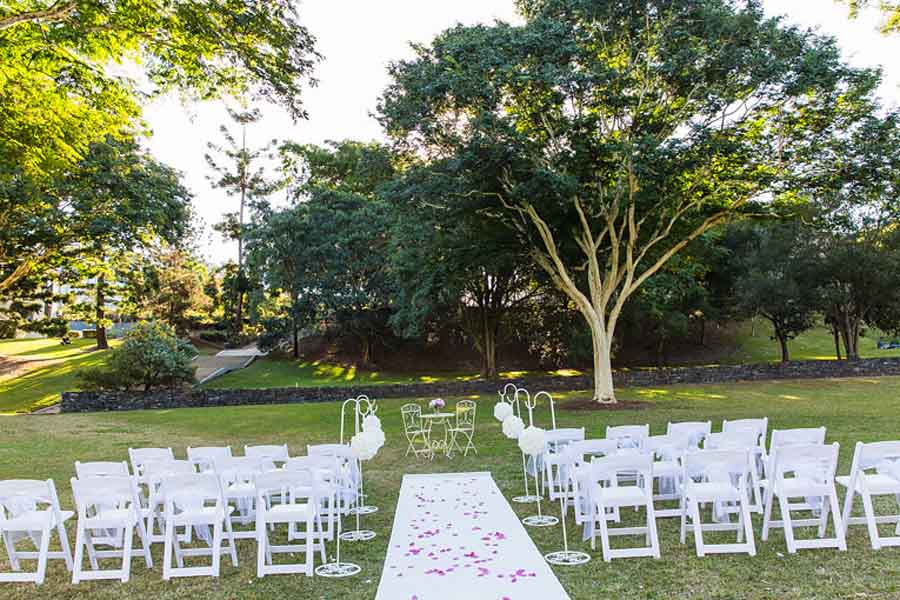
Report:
0,0,319,178
77,321,197,391
840,0,900,33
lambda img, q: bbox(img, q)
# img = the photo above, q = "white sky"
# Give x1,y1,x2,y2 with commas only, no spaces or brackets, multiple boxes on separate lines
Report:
142,0,900,263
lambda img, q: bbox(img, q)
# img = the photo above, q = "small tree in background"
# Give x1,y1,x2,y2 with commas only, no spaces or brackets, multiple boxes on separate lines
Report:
78,322,197,391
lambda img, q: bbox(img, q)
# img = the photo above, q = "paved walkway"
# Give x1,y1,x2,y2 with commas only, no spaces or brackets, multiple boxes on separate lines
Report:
193,344,266,384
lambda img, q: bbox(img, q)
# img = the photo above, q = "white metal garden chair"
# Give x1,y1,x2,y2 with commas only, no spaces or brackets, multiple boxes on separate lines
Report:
838,440,900,549
0,479,73,584
70,476,152,583
255,470,327,577
401,403,432,459
245,444,290,470
187,446,233,474
761,442,846,553
449,400,477,457
586,453,660,561
160,473,238,579
605,424,650,450
215,456,265,539
679,449,757,557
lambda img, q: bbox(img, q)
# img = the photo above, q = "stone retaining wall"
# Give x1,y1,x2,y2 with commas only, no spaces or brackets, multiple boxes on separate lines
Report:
60,357,900,413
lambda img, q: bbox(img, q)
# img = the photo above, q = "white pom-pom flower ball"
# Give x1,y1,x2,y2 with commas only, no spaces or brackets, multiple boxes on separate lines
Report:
368,426,386,449
518,426,547,456
350,430,379,460
493,402,513,422
363,414,382,431
502,415,525,440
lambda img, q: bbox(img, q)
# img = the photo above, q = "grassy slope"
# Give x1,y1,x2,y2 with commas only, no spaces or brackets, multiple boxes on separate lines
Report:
722,321,900,364
0,339,111,414
2,377,900,599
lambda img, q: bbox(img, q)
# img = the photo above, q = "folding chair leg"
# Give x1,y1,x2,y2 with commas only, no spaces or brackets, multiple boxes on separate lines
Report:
163,520,174,581
647,501,661,559
136,518,153,568
73,524,85,583
861,491,882,550
212,522,223,578
741,497,756,556
84,529,100,570
57,521,73,572
679,498,687,545
2,531,20,571
761,488,775,541
690,500,705,557
121,525,134,583
597,504,611,561
841,488,855,539
224,517,239,567
779,494,797,554
829,490,847,551
35,525,52,585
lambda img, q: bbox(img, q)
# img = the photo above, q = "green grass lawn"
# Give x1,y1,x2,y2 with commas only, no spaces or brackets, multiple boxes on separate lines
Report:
204,358,583,390
2,377,900,599
0,337,99,360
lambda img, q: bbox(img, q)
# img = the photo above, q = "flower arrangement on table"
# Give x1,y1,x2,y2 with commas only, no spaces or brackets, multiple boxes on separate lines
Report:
428,398,445,413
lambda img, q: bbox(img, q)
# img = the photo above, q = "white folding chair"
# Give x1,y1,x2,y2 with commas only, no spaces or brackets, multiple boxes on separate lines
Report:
285,457,339,541
255,470,326,577
606,424,650,450
705,430,765,513
838,441,900,549
762,443,846,553
74,461,131,478
187,446,233,474
70,476,152,583
128,447,175,508
245,444,290,470
543,427,585,499
449,400,478,457
667,421,712,449
587,454,660,561
762,427,827,511
308,444,358,515
143,460,196,544
401,404,432,459
160,473,238,579
216,456,265,539
723,418,769,499
566,440,619,525
680,449,757,557
0,479,73,584
644,433,694,518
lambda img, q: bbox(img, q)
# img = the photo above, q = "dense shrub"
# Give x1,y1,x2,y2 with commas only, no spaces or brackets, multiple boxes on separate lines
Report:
78,322,197,391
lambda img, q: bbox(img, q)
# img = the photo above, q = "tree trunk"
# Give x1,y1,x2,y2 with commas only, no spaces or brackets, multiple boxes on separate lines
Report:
832,325,842,360
480,323,498,378
292,320,299,359
361,335,373,365
95,274,109,350
778,335,790,363
586,315,616,403
842,314,860,360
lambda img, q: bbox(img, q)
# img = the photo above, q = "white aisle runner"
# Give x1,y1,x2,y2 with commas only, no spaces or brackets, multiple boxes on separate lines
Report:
375,472,571,600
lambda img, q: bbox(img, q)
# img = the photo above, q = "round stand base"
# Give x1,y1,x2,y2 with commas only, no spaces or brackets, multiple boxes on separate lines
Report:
523,515,559,527
350,505,379,516
315,561,362,578
545,550,591,566
340,529,376,542
512,495,541,504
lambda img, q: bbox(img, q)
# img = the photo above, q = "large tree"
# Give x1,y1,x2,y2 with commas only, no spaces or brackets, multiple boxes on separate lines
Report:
58,137,192,349
206,107,282,336
0,0,318,294
379,0,872,402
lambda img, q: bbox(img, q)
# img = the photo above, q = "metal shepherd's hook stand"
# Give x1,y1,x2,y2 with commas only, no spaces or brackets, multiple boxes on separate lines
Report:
535,392,590,566
510,386,540,504
521,389,558,528
316,394,378,578
341,394,378,516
